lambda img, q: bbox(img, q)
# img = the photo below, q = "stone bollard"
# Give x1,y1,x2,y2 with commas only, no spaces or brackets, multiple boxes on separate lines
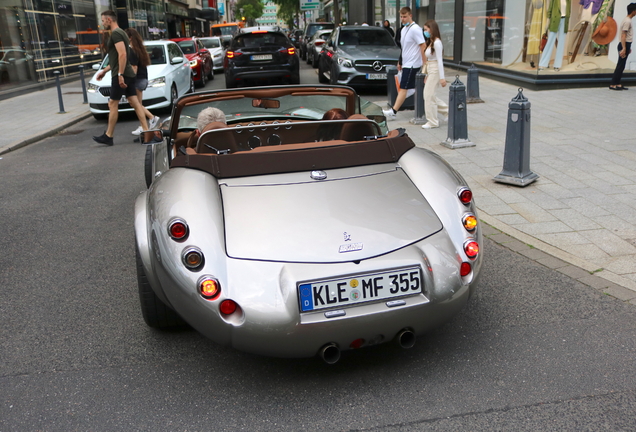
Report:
409,71,426,125
466,64,484,104
54,71,66,114
441,76,474,149
79,65,88,104
494,88,539,187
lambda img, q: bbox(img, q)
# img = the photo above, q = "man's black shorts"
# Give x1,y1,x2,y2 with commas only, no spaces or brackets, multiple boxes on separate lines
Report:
110,76,137,101
399,67,418,90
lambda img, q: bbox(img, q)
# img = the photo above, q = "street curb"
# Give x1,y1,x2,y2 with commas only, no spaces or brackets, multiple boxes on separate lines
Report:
479,209,636,301
0,111,92,156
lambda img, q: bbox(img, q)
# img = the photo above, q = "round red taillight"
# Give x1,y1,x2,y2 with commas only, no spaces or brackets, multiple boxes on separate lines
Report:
168,219,188,241
464,241,480,260
460,262,472,277
220,299,237,315
199,277,220,300
458,188,473,205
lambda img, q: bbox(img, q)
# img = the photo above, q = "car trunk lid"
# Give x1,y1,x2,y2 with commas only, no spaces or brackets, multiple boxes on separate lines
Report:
220,168,442,263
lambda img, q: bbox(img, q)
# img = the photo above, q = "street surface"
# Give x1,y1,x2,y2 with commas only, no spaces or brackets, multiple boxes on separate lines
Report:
1,62,635,431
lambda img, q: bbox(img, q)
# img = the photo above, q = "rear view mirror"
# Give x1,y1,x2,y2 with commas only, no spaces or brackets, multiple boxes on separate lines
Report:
252,98,280,109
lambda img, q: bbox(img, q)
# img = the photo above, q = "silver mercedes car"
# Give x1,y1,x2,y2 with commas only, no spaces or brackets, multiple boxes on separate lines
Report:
135,85,482,363
318,26,400,88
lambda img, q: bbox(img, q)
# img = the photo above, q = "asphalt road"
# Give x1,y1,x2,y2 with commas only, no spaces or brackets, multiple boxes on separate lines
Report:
1,63,635,431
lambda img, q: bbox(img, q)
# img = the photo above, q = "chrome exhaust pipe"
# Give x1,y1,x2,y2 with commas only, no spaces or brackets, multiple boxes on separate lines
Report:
318,343,341,365
396,329,416,349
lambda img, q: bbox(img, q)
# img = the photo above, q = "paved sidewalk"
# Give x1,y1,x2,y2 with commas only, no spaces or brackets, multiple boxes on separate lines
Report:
1,74,635,303
0,80,91,155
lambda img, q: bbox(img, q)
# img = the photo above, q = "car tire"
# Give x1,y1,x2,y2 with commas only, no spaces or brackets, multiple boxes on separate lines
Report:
136,247,187,329
329,64,339,85
197,68,206,88
92,113,108,121
144,145,153,188
318,61,329,84
311,53,319,68
208,64,214,80
189,76,196,94
301,47,306,60
306,50,312,64
169,84,178,110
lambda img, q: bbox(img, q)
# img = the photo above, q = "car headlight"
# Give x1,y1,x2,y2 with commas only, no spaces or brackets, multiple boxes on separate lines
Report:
87,83,98,93
338,57,353,68
189,59,198,68
148,76,166,87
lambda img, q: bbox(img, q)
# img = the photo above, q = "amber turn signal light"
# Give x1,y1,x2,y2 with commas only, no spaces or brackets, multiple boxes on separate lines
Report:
182,247,204,270
199,276,220,300
462,213,478,232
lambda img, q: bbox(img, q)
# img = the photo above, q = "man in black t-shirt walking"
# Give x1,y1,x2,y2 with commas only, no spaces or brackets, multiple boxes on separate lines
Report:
92,10,149,146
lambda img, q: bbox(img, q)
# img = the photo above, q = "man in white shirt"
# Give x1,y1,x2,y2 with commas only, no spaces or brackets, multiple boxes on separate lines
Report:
382,7,426,120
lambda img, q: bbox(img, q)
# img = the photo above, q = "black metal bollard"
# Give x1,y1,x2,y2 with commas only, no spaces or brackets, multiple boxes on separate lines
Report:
466,64,484,104
79,65,88,104
494,88,539,187
441,76,474,149
54,71,66,114
409,71,426,125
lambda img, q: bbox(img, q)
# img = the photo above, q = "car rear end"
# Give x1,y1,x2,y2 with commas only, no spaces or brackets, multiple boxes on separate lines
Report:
225,31,299,87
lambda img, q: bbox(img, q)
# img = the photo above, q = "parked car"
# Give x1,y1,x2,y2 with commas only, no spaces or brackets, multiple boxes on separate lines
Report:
87,40,194,120
198,36,225,72
306,29,332,68
300,22,334,60
135,84,483,363
170,37,214,87
224,30,299,88
0,48,35,84
318,26,400,88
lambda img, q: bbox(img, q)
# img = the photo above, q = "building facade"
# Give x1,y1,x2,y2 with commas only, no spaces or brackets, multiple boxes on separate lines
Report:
0,0,220,91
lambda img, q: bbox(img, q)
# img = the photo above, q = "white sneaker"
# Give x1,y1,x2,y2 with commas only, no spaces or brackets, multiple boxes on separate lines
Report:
382,108,396,121
148,116,160,129
131,125,143,136
421,123,438,129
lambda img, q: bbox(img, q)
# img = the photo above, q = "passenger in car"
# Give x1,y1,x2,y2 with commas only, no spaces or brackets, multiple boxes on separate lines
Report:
187,107,227,147
316,108,349,141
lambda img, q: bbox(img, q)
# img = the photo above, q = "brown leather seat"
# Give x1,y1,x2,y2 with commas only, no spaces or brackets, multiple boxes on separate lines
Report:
340,115,381,141
195,122,240,154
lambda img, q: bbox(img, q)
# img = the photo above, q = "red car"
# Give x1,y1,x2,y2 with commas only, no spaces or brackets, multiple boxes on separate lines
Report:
170,37,214,87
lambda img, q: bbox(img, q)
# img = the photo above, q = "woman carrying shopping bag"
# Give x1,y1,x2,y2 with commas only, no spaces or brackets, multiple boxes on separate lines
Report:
422,20,449,129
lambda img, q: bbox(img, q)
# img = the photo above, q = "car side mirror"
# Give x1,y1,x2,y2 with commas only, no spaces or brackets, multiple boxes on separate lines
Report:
171,56,184,64
92,63,101,70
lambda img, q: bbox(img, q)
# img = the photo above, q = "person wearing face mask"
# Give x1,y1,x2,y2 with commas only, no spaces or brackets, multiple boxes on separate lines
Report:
421,20,449,129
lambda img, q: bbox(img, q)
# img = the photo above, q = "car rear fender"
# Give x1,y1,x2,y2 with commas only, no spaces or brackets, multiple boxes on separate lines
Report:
134,191,168,304
399,147,483,276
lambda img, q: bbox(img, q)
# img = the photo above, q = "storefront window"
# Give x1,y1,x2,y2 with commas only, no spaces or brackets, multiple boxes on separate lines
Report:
460,0,635,79
435,0,455,59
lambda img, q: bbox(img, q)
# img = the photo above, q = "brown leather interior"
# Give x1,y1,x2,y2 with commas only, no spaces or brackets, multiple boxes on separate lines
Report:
171,134,414,179
196,122,240,154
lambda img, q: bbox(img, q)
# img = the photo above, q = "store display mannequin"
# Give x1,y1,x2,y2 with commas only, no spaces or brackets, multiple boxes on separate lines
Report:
526,0,548,67
539,0,572,70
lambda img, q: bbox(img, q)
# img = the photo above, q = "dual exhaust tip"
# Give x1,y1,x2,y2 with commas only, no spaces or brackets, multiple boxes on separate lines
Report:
318,329,416,364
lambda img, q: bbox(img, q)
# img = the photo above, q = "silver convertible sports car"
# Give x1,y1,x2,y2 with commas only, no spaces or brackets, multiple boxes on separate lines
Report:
135,85,482,363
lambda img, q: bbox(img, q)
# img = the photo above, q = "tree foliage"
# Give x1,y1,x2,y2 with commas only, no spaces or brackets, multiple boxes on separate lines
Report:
234,0,263,26
272,0,299,29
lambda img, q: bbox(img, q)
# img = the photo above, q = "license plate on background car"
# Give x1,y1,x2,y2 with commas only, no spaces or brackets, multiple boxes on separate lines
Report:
119,96,127,104
366,73,387,80
298,266,422,312
251,54,272,61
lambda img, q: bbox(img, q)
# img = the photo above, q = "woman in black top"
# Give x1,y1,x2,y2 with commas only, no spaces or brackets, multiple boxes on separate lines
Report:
125,28,159,135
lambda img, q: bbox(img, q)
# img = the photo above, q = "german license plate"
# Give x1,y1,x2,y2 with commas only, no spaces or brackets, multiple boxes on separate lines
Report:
298,266,422,312
119,95,127,104
251,54,272,61
366,73,387,80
